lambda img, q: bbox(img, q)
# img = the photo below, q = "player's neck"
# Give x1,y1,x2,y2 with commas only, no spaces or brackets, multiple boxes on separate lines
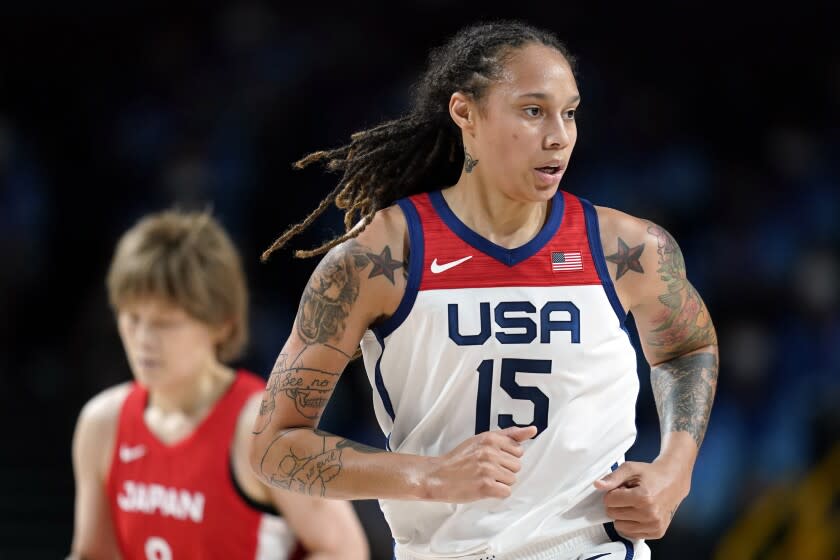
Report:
147,362,234,418
443,176,550,249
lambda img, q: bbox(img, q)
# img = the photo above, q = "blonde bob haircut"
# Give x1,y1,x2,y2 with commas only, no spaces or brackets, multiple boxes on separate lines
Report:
106,209,248,362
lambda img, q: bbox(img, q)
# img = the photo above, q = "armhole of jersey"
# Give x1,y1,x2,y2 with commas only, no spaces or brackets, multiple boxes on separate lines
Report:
104,384,135,499
581,198,627,326
228,456,281,517
371,197,424,339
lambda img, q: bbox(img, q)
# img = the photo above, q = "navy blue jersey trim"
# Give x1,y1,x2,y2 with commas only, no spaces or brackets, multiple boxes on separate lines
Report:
372,198,424,340
581,198,627,326
604,522,635,560
373,330,396,421
428,190,564,267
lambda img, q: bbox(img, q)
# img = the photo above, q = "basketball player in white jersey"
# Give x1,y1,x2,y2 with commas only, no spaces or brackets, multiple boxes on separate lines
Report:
250,21,718,560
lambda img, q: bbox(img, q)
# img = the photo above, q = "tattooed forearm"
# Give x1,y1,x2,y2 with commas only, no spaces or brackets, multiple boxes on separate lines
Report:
258,428,383,496
606,237,645,280
646,223,717,358
296,240,405,345
651,352,718,448
260,429,343,496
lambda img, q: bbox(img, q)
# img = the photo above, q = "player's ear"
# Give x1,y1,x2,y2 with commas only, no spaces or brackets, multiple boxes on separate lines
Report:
449,92,476,137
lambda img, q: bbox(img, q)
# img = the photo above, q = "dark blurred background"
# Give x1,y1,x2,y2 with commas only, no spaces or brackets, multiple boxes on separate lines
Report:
1,2,838,559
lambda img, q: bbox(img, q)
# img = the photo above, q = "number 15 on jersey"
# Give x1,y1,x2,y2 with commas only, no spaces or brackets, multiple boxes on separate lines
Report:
475,358,551,436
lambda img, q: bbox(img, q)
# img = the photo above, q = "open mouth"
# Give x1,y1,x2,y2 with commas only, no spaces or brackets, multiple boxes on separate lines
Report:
535,166,562,175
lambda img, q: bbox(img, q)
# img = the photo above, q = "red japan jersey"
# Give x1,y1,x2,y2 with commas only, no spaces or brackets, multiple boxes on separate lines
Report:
106,371,296,560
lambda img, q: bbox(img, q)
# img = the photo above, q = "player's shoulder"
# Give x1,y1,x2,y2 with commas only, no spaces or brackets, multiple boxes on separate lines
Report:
593,204,676,250
594,204,647,239
73,382,133,477
77,382,133,430
351,203,408,251
316,202,410,277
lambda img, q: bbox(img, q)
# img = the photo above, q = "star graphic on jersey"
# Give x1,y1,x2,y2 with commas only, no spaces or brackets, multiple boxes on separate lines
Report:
365,246,403,285
605,237,645,280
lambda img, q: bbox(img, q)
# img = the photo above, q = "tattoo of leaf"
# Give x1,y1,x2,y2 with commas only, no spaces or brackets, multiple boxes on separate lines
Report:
651,352,718,448
464,150,479,173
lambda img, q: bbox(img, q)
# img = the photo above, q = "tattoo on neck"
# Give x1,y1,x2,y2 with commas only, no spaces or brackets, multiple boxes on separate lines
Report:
651,352,718,448
464,150,479,173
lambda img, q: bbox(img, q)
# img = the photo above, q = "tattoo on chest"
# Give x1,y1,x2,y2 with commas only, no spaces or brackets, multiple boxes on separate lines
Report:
606,237,645,280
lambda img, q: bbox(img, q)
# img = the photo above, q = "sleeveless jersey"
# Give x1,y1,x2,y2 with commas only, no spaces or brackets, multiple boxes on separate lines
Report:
359,190,639,558
106,371,296,560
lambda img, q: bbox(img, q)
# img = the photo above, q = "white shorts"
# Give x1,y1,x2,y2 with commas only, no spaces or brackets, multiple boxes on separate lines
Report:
394,524,651,560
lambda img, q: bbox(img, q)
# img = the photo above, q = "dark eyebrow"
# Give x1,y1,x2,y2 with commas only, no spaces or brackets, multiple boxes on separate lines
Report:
518,93,581,104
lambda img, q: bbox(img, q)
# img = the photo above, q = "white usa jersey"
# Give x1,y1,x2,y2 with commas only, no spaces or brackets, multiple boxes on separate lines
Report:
360,190,639,559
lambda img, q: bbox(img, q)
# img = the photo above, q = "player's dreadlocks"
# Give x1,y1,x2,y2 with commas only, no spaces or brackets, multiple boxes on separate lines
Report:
262,20,575,261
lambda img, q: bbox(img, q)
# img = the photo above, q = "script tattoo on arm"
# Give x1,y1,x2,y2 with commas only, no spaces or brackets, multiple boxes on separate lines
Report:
252,347,343,433
258,428,383,496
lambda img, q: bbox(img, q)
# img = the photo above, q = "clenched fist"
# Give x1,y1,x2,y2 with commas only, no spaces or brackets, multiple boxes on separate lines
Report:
421,426,537,503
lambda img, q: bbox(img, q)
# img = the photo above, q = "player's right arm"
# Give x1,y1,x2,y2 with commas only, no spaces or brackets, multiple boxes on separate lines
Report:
69,385,129,560
249,206,535,503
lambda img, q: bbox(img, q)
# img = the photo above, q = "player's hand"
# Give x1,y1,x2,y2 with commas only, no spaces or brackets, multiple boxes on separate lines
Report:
593,458,691,540
422,425,537,503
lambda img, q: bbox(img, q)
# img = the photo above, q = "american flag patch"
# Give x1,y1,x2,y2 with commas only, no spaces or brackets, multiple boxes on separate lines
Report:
551,251,583,272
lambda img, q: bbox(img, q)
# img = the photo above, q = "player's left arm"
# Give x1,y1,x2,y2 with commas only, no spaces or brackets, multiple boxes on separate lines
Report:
593,207,719,540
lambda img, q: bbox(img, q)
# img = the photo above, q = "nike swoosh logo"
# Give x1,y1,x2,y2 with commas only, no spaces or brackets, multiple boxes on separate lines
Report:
430,255,473,274
583,554,611,560
119,444,147,463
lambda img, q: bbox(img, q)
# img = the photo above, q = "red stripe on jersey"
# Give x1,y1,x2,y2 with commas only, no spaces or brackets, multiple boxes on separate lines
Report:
412,191,601,291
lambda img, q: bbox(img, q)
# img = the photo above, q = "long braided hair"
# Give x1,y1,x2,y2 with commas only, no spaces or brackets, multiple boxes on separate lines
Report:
262,20,575,261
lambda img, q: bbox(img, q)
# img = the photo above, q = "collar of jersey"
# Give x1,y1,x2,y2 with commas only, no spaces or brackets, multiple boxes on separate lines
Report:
427,189,565,267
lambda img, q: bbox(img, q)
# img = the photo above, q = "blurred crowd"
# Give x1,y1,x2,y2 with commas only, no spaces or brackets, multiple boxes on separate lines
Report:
1,3,837,558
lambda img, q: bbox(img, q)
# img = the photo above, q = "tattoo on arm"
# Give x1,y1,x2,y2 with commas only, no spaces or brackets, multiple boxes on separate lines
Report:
252,347,342,433
646,223,717,358
606,237,645,280
296,240,405,345
651,352,718,448
365,246,404,284
258,428,383,496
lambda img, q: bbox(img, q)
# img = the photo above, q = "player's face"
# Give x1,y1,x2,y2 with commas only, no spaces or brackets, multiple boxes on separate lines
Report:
473,43,579,203
116,298,221,390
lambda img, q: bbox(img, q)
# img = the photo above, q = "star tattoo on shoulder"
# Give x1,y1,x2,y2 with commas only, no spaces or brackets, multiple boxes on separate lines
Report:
606,237,645,280
365,246,404,285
